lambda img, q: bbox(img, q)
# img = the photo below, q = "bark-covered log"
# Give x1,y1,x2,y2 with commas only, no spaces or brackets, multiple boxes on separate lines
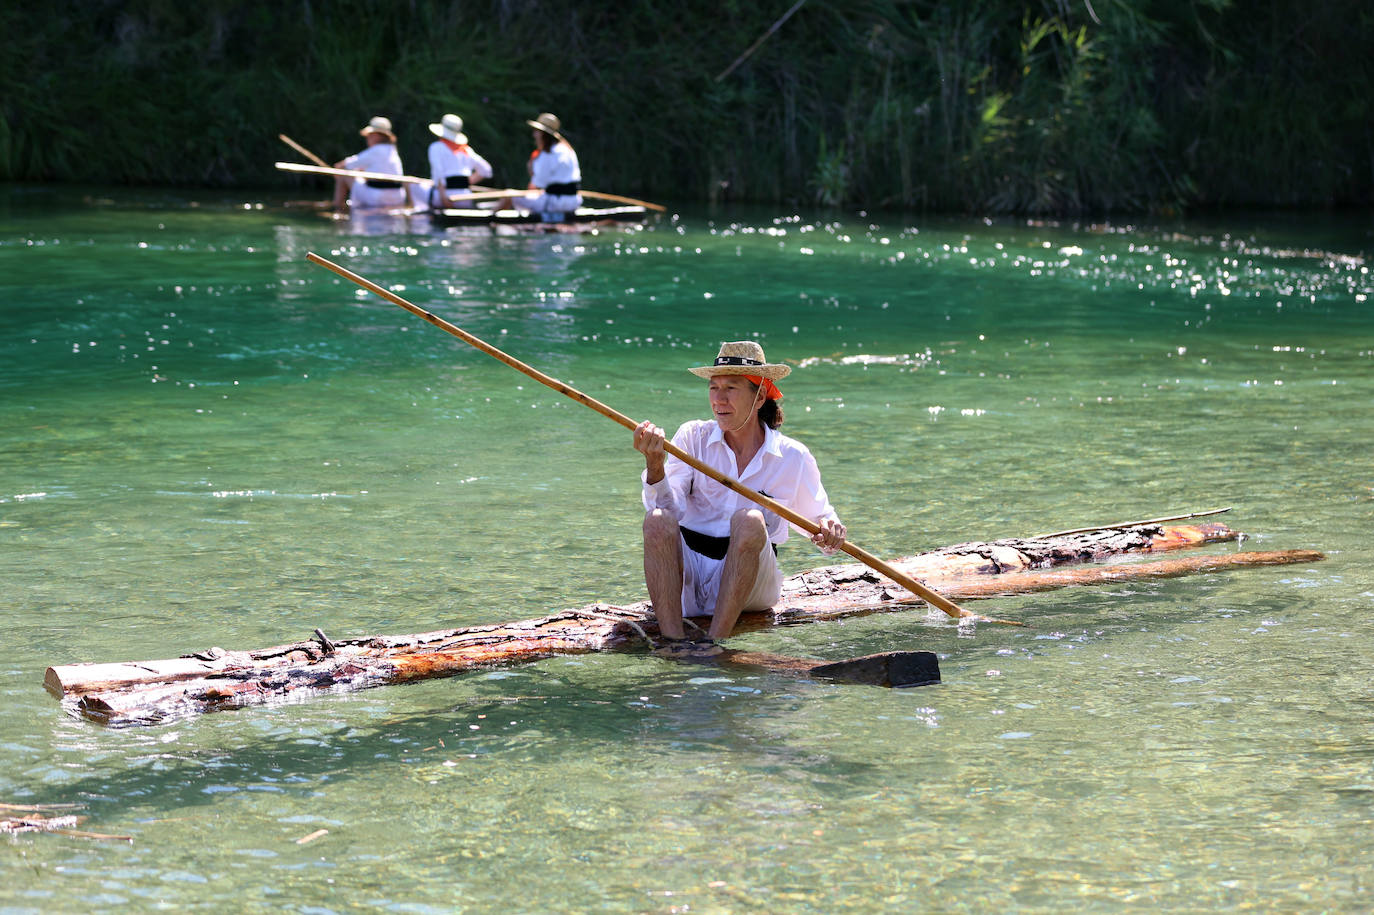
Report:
44,522,1323,726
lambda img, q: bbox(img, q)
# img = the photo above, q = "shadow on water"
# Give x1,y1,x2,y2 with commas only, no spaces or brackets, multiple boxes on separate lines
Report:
30,654,890,818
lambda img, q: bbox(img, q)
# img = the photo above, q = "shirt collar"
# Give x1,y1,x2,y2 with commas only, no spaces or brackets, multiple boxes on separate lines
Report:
706,421,780,456
761,424,782,456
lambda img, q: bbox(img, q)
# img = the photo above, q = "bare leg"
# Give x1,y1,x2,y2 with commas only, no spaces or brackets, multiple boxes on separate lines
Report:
332,177,351,211
643,509,686,639
707,509,769,640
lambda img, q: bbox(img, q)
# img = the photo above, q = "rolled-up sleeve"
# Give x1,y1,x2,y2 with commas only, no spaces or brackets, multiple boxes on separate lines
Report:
471,151,494,181
641,469,679,514
640,423,694,516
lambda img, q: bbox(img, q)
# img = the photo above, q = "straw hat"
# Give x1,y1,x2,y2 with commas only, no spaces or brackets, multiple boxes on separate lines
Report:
360,116,396,141
526,112,565,142
429,114,467,144
689,341,791,381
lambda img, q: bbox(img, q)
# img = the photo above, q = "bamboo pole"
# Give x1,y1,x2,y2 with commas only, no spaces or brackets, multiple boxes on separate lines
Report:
436,187,668,213
277,134,330,168
1037,507,1232,539
305,253,1009,626
275,161,429,186
576,190,668,212
430,187,526,202
715,0,808,82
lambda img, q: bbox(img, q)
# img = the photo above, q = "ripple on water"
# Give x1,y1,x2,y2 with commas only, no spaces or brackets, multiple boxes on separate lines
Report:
1,199,1371,911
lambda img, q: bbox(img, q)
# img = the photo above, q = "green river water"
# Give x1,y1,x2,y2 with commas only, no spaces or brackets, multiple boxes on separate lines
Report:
2,186,1371,912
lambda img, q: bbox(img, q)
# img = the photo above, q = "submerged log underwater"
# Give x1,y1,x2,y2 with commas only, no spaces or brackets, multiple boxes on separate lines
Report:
44,520,1323,726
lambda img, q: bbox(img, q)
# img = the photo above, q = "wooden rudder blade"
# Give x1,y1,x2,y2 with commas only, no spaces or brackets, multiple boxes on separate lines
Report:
809,650,941,688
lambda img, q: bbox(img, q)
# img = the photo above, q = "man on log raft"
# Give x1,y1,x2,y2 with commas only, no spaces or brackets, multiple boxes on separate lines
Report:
502,112,583,216
633,341,847,654
426,113,493,208
331,116,409,212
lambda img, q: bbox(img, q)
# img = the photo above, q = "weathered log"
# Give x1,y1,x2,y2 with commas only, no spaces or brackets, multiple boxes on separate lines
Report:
776,549,1329,620
43,522,1323,726
50,522,1229,699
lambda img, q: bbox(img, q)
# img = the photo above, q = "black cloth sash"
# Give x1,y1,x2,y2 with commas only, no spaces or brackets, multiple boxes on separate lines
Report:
545,181,580,196
444,175,470,189
681,526,777,561
364,178,403,189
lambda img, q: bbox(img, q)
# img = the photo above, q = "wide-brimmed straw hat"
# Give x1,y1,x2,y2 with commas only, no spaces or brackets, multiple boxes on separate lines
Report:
689,341,791,381
360,116,396,141
526,112,565,142
429,113,467,144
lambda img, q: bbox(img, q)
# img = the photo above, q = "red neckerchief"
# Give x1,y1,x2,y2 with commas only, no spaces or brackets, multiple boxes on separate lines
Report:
442,139,470,155
744,375,783,401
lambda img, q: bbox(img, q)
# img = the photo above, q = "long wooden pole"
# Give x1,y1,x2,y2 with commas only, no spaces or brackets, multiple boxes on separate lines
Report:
436,187,668,213
577,190,668,212
305,253,1013,626
714,0,808,82
278,134,330,168
430,187,524,201
1037,507,1232,539
276,161,429,186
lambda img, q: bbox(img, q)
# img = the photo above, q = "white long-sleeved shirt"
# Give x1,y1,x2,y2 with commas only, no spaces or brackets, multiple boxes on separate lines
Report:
343,143,406,208
517,142,583,213
530,141,581,186
641,419,839,546
427,140,493,197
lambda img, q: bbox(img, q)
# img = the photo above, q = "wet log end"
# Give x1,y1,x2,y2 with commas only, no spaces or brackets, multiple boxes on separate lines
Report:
44,654,243,699
1149,522,1237,549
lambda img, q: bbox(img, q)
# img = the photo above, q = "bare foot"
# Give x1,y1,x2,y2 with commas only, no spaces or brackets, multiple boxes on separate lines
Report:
653,637,724,659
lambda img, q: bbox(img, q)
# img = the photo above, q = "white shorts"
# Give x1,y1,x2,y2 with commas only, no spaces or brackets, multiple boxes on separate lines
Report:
513,191,583,214
680,534,783,618
350,182,408,209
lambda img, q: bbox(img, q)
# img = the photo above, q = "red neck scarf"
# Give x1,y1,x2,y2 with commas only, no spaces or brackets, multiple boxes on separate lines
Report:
442,139,470,155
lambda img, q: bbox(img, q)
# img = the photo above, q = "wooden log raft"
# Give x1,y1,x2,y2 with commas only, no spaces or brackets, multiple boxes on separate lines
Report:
44,521,1324,726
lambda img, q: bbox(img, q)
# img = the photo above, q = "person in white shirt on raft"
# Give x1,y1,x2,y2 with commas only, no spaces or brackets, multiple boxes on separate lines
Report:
331,116,408,211
426,113,494,209
511,112,583,215
633,341,847,653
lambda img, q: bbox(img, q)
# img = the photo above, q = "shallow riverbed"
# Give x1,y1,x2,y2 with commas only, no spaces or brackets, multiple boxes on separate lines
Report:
2,187,1371,911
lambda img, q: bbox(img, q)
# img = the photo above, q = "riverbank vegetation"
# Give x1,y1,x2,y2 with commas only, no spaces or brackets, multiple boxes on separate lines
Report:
3,0,1370,215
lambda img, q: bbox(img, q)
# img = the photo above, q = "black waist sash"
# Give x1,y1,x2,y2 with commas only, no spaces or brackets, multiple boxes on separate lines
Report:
444,175,470,189
365,178,403,189
681,526,777,561
545,181,580,196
